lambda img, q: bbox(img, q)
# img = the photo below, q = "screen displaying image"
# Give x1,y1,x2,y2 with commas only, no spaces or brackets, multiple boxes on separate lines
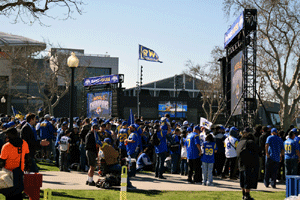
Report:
87,91,112,119
158,101,187,118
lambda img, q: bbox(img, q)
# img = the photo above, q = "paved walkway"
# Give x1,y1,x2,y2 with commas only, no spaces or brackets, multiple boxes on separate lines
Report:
40,171,286,192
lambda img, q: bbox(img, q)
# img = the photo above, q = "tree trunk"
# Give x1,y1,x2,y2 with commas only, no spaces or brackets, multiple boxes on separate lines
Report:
280,101,292,132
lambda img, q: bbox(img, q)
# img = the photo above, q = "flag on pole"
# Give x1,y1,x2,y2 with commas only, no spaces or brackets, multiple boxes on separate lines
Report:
11,106,18,116
139,45,163,63
200,117,213,130
128,109,134,126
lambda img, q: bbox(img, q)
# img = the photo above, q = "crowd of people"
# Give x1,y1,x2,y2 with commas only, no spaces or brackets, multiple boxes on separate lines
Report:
0,112,298,200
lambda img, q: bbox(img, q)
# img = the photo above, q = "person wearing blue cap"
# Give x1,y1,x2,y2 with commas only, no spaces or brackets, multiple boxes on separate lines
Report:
284,129,300,176
264,128,284,188
126,124,138,159
134,119,143,154
222,127,239,180
185,125,202,184
291,128,300,174
39,114,57,162
153,120,171,179
118,121,130,159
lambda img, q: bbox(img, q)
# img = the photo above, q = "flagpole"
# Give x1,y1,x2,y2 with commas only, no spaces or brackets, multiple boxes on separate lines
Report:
137,45,140,119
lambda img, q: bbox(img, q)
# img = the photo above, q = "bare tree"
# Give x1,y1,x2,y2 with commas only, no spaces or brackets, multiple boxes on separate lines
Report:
0,0,85,24
10,49,88,115
224,0,300,131
186,46,226,124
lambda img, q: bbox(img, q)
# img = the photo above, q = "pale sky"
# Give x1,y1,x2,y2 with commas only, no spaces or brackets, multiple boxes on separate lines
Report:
0,0,236,88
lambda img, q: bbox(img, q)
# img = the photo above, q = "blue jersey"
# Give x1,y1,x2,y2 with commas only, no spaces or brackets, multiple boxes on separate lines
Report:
284,138,299,160
266,135,284,162
134,124,143,151
155,130,168,154
118,128,130,150
201,141,217,163
39,120,55,139
185,132,201,159
126,132,138,155
170,134,180,154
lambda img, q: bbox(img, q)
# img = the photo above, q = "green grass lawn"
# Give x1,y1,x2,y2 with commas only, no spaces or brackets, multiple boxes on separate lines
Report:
40,190,285,200
0,190,285,200
36,160,60,171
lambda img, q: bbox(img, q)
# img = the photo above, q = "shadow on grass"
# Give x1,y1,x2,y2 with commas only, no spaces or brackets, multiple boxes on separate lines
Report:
40,191,95,200
128,189,162,196
107,188,162,197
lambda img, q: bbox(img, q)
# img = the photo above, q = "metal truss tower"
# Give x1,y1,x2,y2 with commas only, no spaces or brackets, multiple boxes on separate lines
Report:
242,9,257,127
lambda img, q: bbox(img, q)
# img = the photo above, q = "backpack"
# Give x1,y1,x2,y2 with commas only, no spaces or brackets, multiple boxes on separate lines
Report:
150,130,160,146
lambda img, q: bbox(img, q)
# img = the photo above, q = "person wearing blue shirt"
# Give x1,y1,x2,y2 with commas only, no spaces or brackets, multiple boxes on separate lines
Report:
154,122,170,179
284,130,300,176
118,121,130,159
136,148,153,172
264,128,284,188
39,114,56,161
125,125,138,159
170,128,181,174
201,134,217,186
134,119,143,154
185,126,202,184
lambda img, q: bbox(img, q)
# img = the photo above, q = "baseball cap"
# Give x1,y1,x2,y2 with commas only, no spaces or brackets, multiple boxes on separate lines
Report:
73,124,79,129
220,125,225,130
267,125,272,129
225,128,230,132
62,121,68,126
122,121,128,126
8,121,15,127
44,114,51,119
104,138,111,143
91,122,98,127
2,123,9,129
183,121,189,126
292,128,298,133
271,128,278,133
187,127,193,132
230,127,238,132
194,126,201,131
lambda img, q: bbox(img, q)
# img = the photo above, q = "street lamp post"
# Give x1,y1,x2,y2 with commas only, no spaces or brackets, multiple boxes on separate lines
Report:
1,96,6,104
67,52,79,130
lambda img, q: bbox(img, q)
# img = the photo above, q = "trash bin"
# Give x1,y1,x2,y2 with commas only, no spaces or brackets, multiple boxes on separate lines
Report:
23,173,43,200
286,175,300,198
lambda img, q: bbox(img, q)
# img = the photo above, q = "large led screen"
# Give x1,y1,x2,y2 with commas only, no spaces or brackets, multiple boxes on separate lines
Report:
231,51,243,116
87,91,112,119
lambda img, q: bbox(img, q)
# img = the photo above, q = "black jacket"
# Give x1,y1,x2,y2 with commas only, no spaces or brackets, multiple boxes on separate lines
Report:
259,132,270,156
21,123,40,157
237,135,259,171
85,131,97,153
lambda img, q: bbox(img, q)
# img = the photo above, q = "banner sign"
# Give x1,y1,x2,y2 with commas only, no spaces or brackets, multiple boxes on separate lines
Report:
158,101,187,118
231,51,243,116
224,12,244,48
139,45,162,63
87,91,112,119
84,74,120,87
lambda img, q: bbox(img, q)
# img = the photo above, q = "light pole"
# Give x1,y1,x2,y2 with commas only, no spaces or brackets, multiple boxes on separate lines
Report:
67,52,79,130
